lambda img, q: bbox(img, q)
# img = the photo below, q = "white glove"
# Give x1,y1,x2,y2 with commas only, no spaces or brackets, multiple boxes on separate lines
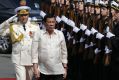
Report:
80,37,85,42
67,19,75,27
94,48,101,54
106,26,109,33
90,42,94,47
85,29,91,36
7,14,17,23
91,27,98,35
80,24,87,31
85,44,89,49
105,46,112,54
96,32,104,40
73,27,80,33
56,16,61,23
106,32,115,38
12,17,18,22
0,14,17,31
40,11,46,18
61,15,68,23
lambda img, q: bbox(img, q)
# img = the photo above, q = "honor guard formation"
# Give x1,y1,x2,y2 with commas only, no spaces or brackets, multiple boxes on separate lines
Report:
0,0,119,80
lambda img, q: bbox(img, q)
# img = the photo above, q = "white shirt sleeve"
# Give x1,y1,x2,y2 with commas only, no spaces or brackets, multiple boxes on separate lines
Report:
32,30,40,63
60,32,68,64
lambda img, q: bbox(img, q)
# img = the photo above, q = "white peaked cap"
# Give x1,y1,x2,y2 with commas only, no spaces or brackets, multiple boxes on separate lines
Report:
15,6,31,13
86,0,92,3
99,0,105,5
95,0,100,4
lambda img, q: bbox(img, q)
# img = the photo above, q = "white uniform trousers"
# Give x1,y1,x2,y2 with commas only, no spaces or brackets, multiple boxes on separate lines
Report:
14,63,33,80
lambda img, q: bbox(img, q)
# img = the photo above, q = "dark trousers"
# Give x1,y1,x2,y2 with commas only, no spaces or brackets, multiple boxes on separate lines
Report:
111,61,119,80
40,73,63,80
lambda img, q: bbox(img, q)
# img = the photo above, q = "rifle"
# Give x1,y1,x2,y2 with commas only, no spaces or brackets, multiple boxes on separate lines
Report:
66,0,77,56
49,1,56,15
54,1,61,16
78,0,86,54
82,2,92,60
93,2,103,64
88,0,98,61
74,1,80,27
40,0,51,13
59,0,69,30
68,1,75,21
54,0,62,30
103,0,112,66
71,1,83,56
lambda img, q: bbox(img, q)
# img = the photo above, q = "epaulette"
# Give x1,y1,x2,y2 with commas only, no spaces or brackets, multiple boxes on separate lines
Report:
10,22,22,28
9,22,18,26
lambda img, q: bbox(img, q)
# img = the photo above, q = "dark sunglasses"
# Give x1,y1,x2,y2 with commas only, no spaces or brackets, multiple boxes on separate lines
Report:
19,14,29,16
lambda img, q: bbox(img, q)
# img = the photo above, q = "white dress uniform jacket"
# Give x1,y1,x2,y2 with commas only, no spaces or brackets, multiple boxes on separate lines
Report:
10,21,39,66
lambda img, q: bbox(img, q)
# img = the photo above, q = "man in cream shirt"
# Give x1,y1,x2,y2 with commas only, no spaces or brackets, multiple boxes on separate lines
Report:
32,14,68,80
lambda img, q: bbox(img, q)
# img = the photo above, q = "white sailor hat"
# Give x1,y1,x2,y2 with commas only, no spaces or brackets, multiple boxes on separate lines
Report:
15,6,31,15
111,1,119,11
99,0,108,8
